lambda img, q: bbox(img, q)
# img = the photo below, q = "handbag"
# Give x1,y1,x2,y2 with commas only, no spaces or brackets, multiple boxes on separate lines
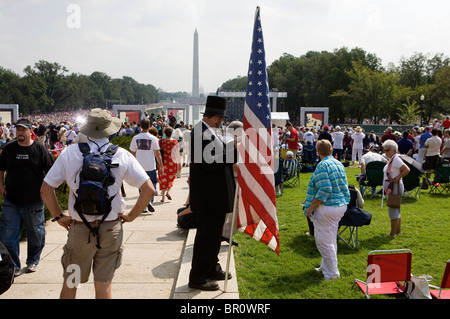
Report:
401,275,432,299
387,182,402,208
386,155,402,209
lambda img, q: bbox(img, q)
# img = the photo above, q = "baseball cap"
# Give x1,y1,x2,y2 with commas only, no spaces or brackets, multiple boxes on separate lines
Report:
15,118,33,130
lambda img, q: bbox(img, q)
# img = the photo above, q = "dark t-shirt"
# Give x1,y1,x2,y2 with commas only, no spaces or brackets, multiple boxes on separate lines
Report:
0,141,53,204
397,138,414,155
318,131,333,143
49,124,58,141
36,124,47,137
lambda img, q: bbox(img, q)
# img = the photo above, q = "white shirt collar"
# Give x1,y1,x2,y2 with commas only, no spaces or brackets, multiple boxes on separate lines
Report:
202,120,222,140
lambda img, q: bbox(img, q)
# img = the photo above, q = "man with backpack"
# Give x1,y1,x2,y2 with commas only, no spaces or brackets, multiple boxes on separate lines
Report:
41,108,154,299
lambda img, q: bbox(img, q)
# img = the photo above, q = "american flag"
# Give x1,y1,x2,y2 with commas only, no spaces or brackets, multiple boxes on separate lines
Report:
237,7,280,255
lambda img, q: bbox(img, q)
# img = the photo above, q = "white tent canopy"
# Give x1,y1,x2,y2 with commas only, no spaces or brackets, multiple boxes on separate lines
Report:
271,112,289,127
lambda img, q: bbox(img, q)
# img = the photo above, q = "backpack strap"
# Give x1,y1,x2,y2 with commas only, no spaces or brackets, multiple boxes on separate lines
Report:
77,209,104,249
77,207,112,249
78,142,91,155
104,144,119,157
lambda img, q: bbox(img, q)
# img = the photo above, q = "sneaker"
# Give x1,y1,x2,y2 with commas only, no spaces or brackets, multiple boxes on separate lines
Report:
14,268,23,277
26,264,37,273
147,203,155,212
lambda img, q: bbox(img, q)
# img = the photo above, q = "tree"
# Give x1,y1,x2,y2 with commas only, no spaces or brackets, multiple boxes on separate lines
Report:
23,60,69,111
0,67,50,114
433,66,450,115
266,47,383,124
397,52,450,88
397,98,421,125
64,74,103,110
220,76,248,91
331,61,399,123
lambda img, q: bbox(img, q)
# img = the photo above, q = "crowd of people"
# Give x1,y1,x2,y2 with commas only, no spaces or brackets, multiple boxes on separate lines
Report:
273,117,449,281
1,102,449,297
0,101,242,297
0,107,195,297
273,118,450,168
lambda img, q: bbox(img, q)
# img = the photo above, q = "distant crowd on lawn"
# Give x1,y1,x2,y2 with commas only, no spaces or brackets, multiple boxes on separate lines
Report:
274,116,450,165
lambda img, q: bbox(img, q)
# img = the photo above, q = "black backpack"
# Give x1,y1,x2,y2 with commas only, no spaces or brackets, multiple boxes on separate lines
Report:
0,241,15,295
74,142,119,248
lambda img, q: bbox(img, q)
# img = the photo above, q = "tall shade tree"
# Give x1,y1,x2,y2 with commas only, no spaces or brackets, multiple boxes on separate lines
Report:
24,60,69,111
331,61,399,124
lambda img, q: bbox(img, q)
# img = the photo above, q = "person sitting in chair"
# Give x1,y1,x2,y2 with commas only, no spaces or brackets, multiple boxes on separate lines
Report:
283,151,299,180
357,145,387,195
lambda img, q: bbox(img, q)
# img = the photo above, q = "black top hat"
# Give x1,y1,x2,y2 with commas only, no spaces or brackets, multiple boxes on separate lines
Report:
202,95,227,117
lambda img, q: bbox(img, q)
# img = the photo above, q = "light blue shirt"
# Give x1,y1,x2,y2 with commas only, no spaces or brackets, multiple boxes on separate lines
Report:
304,156,350,214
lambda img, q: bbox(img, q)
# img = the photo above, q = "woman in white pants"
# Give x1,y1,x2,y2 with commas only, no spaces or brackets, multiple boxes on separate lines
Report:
351,126,364,166
304,140,350,280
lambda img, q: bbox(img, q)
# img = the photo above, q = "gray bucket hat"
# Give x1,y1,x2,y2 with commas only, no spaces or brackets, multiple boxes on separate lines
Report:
80,108,122,139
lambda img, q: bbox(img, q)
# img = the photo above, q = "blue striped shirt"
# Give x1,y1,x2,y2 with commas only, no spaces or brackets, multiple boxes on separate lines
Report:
304,156,350,212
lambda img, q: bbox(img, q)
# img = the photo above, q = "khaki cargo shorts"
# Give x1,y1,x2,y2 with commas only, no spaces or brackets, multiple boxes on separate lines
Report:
61,219,123,283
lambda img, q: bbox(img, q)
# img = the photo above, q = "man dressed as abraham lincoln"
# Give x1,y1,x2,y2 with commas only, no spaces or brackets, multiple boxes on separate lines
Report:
188,95,238,291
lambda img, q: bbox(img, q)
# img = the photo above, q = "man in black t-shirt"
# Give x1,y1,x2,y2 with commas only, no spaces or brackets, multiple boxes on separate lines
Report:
0,118,53,276
318,125,333,144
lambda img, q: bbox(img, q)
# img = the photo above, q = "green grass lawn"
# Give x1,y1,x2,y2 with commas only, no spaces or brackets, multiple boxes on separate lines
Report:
233,167,449,299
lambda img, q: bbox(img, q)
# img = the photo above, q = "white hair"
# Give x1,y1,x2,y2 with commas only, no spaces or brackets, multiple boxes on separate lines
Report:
382,139,398,152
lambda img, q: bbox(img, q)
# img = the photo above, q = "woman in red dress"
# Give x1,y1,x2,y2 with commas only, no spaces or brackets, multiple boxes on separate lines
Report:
158,126,180,202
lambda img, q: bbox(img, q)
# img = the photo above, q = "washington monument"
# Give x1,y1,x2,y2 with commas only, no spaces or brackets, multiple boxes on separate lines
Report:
192,28,199,98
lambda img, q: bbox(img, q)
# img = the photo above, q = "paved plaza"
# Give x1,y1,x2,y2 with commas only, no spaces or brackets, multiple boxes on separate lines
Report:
1,166,238,299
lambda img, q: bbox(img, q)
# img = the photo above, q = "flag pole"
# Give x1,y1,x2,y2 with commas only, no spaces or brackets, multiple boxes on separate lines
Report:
224,183,240,292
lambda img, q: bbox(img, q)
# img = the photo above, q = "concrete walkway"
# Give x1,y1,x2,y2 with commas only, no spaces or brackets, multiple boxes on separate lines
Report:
0,166,239,299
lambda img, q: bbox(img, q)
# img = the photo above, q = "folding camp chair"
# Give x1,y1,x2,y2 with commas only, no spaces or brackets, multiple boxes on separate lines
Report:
429,160,450,194
429,260,450,299
354,249,412,299
338,185,372,249
401,160,423,200
337,223,359,249
282,158,300,188
359,161,385,198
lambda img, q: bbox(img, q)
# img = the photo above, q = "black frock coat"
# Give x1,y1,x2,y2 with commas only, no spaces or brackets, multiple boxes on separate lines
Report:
188,121,237,284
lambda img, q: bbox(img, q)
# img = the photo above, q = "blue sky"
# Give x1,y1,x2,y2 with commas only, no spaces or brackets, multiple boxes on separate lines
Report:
1,0,449,94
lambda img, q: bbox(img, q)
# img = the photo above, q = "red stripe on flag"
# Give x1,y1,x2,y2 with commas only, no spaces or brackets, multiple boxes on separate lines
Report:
237,160,279,254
